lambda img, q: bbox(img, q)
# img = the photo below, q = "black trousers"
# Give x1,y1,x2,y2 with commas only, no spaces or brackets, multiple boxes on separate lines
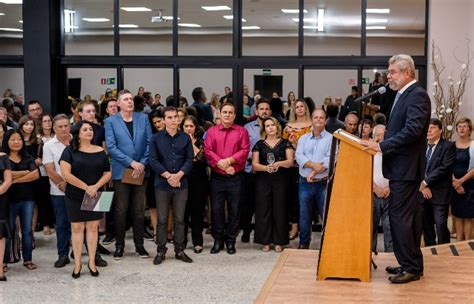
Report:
254,172,289,246
184,176,209,247
389,181,424,275
210,172,243,245
422,200,450,246
287,167,299,224
156,188,188,252
240,172,256,233
36,176,55,227
114,180,147,249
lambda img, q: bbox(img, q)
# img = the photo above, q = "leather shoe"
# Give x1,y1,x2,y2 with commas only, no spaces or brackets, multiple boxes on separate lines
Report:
226,243,236,255
175,251,193,263
389,271,421,284
298,244,309,249
386,266,423,276
385,265,402,275
95,254,108,267
241,232,250,243
113,247,124,260
210,242,224,254
153,252,166,265
54,255,70,268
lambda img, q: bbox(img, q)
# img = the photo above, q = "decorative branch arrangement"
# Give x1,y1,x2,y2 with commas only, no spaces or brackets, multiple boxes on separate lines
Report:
431,40,472,140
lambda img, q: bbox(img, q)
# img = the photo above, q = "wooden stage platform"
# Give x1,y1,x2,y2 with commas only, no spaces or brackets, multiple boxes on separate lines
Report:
256,244,474,303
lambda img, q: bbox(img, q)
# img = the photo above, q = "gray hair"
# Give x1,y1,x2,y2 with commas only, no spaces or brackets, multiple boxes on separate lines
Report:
389,54,416,78
372,124,386,137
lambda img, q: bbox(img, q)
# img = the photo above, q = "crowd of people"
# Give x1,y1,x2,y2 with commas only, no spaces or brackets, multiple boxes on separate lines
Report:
0,54,472,283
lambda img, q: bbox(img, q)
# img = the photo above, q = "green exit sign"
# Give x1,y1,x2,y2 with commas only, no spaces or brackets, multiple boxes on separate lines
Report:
362,77,370,84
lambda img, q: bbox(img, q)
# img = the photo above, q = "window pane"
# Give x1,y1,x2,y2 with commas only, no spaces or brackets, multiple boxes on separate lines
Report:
304,69,358,107
180,69,232,123
304,0,361,56
64,0,114,55
0,67,24,100
0,2,23,55
243,0,298,56
67,68,117,101
119,1,172,55
178,1,232,56
123,68,173,105
366,0,425,56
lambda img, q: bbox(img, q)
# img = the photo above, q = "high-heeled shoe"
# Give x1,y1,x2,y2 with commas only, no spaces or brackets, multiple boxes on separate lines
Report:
289,231,299,240
88,264,99,277
0,276,7,282
72,265,82,279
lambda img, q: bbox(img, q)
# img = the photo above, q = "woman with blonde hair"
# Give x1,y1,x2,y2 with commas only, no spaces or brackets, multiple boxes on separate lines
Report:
451,117,474,241
282,98,312,240
252,117,294,252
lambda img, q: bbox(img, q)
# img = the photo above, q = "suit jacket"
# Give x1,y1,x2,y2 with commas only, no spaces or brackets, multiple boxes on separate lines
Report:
422,139,456,205
104,112,153,180
379,82,431,181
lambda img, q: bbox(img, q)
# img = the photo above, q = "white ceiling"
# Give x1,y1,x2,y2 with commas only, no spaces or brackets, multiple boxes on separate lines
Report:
0,0,425,37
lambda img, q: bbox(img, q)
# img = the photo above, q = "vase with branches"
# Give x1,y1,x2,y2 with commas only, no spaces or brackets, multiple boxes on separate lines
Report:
431,39,472,140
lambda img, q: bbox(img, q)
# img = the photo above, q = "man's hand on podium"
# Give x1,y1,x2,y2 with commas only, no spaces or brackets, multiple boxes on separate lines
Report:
360,139,381,152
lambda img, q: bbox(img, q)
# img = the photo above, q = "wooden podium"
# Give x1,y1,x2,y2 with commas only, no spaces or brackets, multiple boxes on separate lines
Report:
316,130,376,282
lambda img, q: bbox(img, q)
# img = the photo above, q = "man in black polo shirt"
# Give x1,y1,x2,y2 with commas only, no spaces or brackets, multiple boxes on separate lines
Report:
150,106,194,265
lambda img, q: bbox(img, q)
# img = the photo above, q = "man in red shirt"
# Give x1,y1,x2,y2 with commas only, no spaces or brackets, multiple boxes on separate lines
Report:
204,103,250,254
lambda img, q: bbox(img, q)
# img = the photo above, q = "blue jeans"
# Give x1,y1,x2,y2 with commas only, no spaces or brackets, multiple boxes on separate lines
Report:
10,200,35,262
298,177,326,246
51,195,71,257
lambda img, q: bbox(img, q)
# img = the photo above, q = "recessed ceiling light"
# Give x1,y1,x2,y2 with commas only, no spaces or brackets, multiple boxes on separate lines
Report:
366,26,386,30
281,9,308,14
366,18,388,24
242,26,260,30
178,23,201,28
0,1,23,4
82,18,110,22
292,18,317,23
317,8,325,32
162,16,180,20
119,24,139,28
223,15,247,22
303,25,318,30
366,8,390,14
0,27,23,32
19,20,23,23
120,7,152,12
201,6,231,11
0,13,5,16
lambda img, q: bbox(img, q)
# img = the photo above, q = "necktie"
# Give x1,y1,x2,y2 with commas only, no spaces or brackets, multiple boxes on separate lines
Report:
425,143,435,176
390,92,402,116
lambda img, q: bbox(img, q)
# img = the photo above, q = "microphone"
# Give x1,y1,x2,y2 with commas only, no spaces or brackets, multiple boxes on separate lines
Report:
354,86,386,103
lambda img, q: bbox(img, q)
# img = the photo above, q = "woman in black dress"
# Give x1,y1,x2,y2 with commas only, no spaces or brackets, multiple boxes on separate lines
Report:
252,117,295,252
0,152,12,281
60,121,111,278
451,118,474,241
182,116,208,253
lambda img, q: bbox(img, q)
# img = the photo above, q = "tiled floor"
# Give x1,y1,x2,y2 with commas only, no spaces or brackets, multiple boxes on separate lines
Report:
0,229,390,303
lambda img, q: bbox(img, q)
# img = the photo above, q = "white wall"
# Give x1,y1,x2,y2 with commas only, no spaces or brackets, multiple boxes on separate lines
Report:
428,0,474,120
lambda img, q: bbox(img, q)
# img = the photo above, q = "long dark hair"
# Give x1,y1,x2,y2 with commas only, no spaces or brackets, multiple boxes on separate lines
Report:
148,109,164,133
2,129,27,158
71,121,95,151
180,115,203,139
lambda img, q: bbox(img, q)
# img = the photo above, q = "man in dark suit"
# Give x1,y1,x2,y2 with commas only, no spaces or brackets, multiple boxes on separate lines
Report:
419,118,456,246
361,54,431,284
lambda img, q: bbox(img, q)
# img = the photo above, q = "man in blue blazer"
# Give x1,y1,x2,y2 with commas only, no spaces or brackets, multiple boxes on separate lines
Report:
419,118,456,246
362,54,431,284
105,89,153,260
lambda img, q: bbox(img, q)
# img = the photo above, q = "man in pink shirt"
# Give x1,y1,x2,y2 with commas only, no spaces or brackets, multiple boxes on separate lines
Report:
204,102,250,255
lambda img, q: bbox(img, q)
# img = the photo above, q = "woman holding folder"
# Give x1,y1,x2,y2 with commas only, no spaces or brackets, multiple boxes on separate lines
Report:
60,121,111,279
